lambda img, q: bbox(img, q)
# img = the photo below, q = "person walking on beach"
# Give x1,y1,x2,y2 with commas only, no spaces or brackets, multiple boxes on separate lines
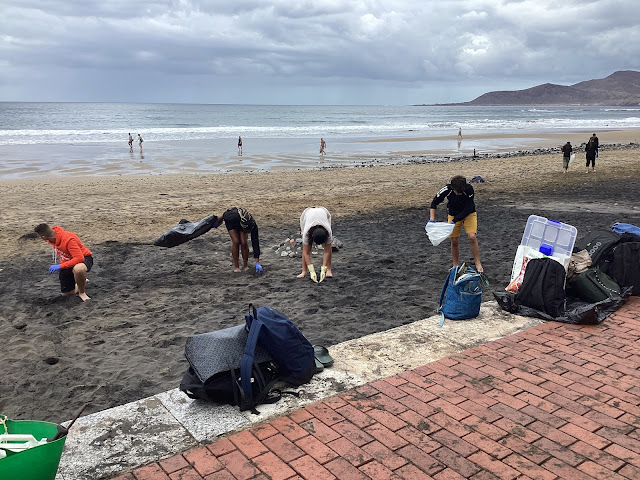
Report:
430,175,483,273
458,128,462,140
585,136,597,173
297,206,333,282
138,134,144,152
34,223,94,302
213,207,262,273
238,136,243,156
561,141,573,173
591,132,599,157
128,133,134,152
320,138,326,155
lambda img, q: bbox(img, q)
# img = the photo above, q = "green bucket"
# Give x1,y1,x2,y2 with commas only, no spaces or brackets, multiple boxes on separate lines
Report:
0,415,66,480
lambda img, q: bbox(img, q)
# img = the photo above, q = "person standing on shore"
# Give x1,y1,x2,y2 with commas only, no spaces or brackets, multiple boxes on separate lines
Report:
128,133,133,152
585,136,597,173
34,223,94,301
320,138,326,155
138,134,144,152
238,136,243,156
591,133,599,157
430,175,483,273
561,141,573,173
214,207,262,273
297,207,333,282
458,128,462,140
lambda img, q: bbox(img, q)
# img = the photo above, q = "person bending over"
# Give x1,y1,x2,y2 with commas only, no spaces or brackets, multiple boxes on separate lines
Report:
215,207,262,273
430,175,483,273
297,206,333,282
35,223,94,301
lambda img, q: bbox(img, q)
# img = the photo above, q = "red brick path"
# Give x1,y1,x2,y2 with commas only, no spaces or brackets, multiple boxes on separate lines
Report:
113,297,640,479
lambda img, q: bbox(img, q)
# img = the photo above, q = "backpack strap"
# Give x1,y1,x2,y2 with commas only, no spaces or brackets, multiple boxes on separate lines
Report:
437,267,455,328
240,311,263,401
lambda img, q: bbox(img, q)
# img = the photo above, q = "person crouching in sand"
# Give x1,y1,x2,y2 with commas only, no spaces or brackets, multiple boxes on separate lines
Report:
297,206,333,282
430,175,483,273
35,223,93,301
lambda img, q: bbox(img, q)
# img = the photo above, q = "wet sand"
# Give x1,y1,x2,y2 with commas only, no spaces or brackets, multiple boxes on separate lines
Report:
1,131,639,422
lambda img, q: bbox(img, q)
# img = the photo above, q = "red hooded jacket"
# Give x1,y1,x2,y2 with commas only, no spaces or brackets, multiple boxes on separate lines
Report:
47,226,92,269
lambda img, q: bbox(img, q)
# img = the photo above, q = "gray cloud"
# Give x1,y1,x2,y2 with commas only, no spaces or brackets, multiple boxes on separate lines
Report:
1,0,638,104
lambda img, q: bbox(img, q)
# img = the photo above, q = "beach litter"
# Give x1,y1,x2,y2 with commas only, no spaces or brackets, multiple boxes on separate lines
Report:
273,235,343,258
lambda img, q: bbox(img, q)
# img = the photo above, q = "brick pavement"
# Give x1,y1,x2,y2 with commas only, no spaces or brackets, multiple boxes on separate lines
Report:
112,297,640,479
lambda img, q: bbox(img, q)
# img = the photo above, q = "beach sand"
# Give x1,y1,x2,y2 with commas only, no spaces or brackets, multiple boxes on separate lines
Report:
1,131,639,422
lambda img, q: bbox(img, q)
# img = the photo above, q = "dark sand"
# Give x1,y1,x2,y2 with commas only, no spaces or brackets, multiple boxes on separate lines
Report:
1,145,639,422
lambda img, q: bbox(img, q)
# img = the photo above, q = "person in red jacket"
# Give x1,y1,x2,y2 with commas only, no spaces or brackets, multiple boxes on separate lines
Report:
35,223,93,301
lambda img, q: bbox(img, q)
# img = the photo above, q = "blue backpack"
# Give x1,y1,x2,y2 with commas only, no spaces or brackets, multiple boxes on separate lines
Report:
437,264,484,327
241,304,315,410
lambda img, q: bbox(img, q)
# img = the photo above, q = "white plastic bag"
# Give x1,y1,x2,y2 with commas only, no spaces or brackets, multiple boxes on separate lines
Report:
425,222,455,246
569,153,576,164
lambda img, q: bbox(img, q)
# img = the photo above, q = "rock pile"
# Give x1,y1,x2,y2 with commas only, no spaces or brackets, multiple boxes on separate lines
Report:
272,235,343,258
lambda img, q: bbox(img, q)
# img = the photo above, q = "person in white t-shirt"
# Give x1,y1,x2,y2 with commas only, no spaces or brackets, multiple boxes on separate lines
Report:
297,206,333,282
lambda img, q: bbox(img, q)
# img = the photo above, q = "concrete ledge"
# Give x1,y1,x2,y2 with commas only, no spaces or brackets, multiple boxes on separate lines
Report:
56,300,541,480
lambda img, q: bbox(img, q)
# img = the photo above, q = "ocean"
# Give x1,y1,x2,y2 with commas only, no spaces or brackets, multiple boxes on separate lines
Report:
1,103,639,179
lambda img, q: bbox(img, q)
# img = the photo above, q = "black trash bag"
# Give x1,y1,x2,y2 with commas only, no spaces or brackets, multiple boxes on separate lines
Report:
154,214,218,248
493,287,631,325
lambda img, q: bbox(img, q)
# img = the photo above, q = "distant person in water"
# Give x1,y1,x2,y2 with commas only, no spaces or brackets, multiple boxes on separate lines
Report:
128,133,133,152
138,134,144,151
297,207,333,282
34,223,93,301
561,141,573,173
213,207,262,273
320,137,326,155
238,136,243,156
458,127,462,139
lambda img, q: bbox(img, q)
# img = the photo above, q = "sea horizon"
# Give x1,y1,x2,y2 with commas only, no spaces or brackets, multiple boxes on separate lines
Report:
1,102,639,179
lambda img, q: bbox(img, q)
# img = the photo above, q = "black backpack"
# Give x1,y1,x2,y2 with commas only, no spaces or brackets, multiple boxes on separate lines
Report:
515,258,566,318
607,242,640,295
573,230,621,267
179,324,283,412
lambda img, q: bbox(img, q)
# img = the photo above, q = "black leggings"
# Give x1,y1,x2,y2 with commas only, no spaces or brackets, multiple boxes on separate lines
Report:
586,157,596,168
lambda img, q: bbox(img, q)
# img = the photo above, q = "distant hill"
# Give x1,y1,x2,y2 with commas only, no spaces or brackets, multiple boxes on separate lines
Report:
449,71,640,106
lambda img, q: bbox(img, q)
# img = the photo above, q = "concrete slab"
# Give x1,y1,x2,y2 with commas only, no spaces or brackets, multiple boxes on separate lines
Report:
57,396,197,480
240,367,370,424
156,389,249,443
330,301,542,380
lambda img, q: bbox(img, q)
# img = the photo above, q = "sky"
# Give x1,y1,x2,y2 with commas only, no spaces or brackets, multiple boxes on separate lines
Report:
1,0,638,105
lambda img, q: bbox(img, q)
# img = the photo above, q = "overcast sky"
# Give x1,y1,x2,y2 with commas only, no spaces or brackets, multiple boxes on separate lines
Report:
1,0,638,105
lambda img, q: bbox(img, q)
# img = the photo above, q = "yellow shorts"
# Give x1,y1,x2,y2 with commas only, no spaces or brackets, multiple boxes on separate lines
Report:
448,212,478,237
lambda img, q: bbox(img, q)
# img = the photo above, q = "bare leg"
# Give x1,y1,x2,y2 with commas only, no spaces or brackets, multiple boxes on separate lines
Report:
450,236,460,268
297,243,313,277
468,233,483,273
228,230,241,272
322,243,333,277
240,231,249,271
74,263,90,301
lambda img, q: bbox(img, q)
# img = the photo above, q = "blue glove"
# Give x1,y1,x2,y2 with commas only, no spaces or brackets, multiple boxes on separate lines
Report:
49,264,61,274
212,221,219,228
428,220,435,223
255,262,263,273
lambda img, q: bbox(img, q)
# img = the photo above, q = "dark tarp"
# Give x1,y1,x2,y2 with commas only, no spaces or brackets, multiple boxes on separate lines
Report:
154,214,218,248
493,288,631,325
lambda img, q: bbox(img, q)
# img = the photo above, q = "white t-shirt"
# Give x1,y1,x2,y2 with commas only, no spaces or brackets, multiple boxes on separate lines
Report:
300,207,333,245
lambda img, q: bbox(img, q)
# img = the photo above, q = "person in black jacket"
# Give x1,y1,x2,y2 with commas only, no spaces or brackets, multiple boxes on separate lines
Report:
585,136,598,173
561,141,573,173
430,175,483,273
